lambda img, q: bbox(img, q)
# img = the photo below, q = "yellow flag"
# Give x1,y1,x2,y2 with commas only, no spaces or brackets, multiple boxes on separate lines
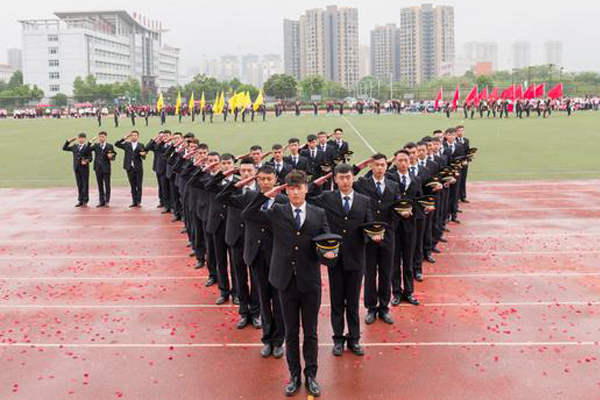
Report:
200,92,206,111
156,92,164,112
219,91,225,114
229,93,238,113
213,92,220,114
175,91,182,115
188,91,194,113
245,91,252,108
253,91,263,111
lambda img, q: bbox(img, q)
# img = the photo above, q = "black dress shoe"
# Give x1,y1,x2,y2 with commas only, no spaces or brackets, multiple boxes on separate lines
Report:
332,343,344,356
251,316,262,329
365,311,376,325
348,342,365,356
215,295,229,305
451,218,461,224
194,260,205,270
305,376,321,397
415,272,423,282
425,254,436,263
179,228,187,234
443,227,451,232
232,296,240,305
457,209,463,213
205,277,216,287
188,251,196,258
128,203,137,208
285,375,301,397
272,345,284,358
438,237,448,243
403,294,420,306
379,312,394,324
461,199,470,204
391,296,401,306
260,343,272,358
432,247,441,253
157,203,164,208
161,209,171,214
96,203,105,208
236,317,248,329
104,203,110,207
75,202,83,207
171,216,181,222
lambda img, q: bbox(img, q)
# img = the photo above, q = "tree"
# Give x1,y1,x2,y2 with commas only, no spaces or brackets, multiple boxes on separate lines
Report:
52,93,68,107
476,75,494,90
8,71,23,90
263,74,297,99
299,76,325,99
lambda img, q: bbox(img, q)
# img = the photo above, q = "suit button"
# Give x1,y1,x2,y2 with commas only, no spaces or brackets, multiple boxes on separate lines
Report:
344,217,348,220
222,205,226,208
240,223,244,227
377,210,381,214
378,200,381,203
296,232,300,236
261,228,265,233
291,261,296,265
294,246,298,251
343,229,347,234
257,240,261,244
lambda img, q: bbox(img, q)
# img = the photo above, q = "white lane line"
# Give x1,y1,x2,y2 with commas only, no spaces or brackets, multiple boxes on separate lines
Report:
342,116,377,153
0,255,190,260
0,341,597,348
1,272,600,281
0,301,598,309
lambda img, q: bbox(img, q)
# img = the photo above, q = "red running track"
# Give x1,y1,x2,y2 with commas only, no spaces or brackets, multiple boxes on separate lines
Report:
1,182,600,399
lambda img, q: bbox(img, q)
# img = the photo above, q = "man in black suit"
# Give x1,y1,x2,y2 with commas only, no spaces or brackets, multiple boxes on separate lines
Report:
217,163,287,357
353,154,399,325
443,128,465,223
455,125,470,203
420,139,443,263
88,131,115,207
284,138,310,173
327,128,350,159
62,133,92,207
242,170,330,397
113,107,120,127
308,164,375,357
164,132,183,219
386,150,422,306
267,144,293,184
145,131,170,209
115,130,146,207
300,134,326,178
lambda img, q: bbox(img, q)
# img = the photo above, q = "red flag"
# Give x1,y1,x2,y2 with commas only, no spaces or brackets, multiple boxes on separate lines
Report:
515,84,523,100
489,87,499,102
501,84,515,100
452,85,460,110
465,85,478,106
547,83,563,99
535,83,545,98
434,87,443,109
523,85,535,100
478,86,489,102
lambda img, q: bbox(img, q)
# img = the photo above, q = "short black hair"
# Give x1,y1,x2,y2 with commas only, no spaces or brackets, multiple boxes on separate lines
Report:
334,128,343,134
371,153,387,161
258,165,276,175
131,130,139,135
288,137,300,144
163,130,172,134
250,145,262,152
433,130,443,135
272,143,283,151
207,151,220,158
307,134,317,142
198,143,209,150
285,170,308,186
239,156,255,166
221,153,235,161
317,131,327,137
394,149,410,157
184,132,195,139
404,142,417,150
98,131,107,137
334,163,354,176
78,133,87,138
173,131,182,137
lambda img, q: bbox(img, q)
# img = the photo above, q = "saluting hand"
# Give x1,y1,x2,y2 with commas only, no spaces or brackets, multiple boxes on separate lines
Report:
355,157,374,170
223,167,239,177
264,184,288,198
234,174,256,188
313,173,333,186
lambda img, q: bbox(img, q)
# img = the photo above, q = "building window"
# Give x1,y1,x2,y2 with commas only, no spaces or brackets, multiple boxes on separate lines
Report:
49,47,58,55
49,59,59,67
49,84,60,92
48,34,58,42
49,72,60,79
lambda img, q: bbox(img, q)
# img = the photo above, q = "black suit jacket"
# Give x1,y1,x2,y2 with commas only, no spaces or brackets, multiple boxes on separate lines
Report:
327,140,349,157
353,176,401,244
284,155,310,173
266,160,293,184
62,141,92,172
316,144,336,163
89,143,115,174
307,189,372,271
114,140,146,171
300,148,327,176
145,140,168,174
242,194,330,293
386,170,424,226
217,183,289,265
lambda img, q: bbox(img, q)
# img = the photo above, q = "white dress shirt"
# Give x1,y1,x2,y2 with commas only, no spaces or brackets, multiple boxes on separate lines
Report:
372,177,386,194
291,202,307,228
340,190,354,210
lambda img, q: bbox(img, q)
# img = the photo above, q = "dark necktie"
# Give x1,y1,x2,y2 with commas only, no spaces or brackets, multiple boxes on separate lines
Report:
294,209,302,230
401,175,407,191
376,181,383,196
311,150,316,158
343,196,351,214
420,161,426,168
262,200,270,210
292,156,297,165
276,164,281,173
410,166,416,176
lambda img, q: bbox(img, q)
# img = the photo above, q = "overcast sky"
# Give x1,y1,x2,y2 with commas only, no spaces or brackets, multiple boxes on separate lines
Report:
1,0,598,73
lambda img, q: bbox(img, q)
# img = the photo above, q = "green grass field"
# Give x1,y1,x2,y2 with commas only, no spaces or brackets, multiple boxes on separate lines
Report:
1,112,599,188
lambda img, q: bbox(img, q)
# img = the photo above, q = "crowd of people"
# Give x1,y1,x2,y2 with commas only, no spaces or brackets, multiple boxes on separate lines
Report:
62,125,475,397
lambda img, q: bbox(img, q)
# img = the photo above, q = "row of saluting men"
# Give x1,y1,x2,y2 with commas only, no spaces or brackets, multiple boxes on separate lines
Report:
63,126,474,397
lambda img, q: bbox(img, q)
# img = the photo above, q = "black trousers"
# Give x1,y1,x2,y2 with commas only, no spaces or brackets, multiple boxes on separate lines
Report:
156,172,169,207
392,223,416,296
364,239,394,314
203,220,218,280
279,275,320,379
95,170,111,204
231,243,259,318
413,217,426,274
423,212,435,256
460,166,469,201
327,259,362,345
126,168,143,204
168,176,181,217
252,251,284,346
210,223,235,296
192,214,206,262
74,167,89,203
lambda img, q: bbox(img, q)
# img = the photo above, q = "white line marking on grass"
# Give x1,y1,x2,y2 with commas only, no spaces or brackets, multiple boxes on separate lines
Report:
342,116,377,153
0,341,597,348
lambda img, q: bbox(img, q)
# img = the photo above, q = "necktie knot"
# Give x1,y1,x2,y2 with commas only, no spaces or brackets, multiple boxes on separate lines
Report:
294,209,302,229
376,181,383,195
262,200,269,210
